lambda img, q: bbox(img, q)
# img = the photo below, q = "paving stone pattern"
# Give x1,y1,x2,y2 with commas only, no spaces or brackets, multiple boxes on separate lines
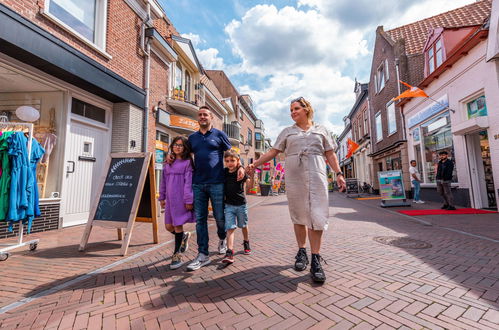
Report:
0,195,498,329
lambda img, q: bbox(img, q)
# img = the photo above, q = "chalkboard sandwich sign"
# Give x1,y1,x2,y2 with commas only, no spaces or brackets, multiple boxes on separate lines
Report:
79,152,159,256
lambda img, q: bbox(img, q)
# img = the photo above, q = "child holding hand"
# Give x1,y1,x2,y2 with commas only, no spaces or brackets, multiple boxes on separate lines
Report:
159,136,195,269
222,150,251,264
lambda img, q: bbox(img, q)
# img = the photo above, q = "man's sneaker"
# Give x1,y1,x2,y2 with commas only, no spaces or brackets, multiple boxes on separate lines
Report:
294,248,309,271
222,249,234,264
447,206,456,210
441,204,449,209
179,232,191,253
218,239,227,254
310,254,327,283
170,253,184,270
416,200,425,204
243,241,251,255
186,253,211,271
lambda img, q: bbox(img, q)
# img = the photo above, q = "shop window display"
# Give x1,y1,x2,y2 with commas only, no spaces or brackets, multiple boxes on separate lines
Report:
421,112,457,183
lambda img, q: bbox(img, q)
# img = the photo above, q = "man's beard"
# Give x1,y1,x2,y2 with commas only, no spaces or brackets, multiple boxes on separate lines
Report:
199,122,210,128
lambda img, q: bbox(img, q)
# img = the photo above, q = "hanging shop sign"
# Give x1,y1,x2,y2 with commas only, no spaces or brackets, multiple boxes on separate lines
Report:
170,115,199,131
407,95,448,128
79,152,158,256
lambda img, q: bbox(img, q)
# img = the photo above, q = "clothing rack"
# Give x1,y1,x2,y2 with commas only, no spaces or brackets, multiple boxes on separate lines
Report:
0,121,39,261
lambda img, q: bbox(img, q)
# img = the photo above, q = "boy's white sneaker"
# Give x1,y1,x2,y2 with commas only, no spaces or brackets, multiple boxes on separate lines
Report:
218,239,227,254
186,253,210,271
416,200,425,204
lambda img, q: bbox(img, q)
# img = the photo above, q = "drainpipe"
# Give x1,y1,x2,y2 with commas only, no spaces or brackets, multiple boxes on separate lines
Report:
395,58,407,141
141,2,152,152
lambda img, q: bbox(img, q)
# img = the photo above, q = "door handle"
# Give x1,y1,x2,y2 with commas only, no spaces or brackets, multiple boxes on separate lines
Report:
67,161,75,174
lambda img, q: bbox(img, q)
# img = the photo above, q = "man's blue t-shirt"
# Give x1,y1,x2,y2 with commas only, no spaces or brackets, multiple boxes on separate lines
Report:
188,128,231,184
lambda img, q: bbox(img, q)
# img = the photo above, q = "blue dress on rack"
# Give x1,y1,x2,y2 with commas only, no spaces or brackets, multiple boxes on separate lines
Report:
28,139,45,227
6,132,44,233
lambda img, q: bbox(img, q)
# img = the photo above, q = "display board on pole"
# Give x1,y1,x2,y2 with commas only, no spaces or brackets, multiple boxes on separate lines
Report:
79,152,158,256
378,170,411,207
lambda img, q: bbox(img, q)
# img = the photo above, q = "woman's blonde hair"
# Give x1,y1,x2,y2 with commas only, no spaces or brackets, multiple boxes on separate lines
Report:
291,97,314,121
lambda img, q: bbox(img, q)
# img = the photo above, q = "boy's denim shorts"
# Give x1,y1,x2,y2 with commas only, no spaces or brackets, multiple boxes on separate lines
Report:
224,204,248,230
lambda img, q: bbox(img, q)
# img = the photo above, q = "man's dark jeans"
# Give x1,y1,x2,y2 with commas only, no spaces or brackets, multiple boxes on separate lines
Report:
436,180,454,207
193,183,226,255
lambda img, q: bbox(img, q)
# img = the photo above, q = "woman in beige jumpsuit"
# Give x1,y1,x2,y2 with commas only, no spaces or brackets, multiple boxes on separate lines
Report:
248,97,346,283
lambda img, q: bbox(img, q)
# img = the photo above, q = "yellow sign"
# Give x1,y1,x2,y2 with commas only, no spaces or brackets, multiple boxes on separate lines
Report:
231,146,240,154
170,115,199,131
155,140,169,151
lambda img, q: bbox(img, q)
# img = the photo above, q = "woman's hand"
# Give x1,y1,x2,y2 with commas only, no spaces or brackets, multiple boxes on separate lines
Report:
185,204,193,211
160,200,165,209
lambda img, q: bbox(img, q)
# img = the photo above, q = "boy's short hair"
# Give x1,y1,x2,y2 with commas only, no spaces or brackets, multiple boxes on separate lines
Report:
410,160,416,163
439,151,448,155
224,149,240,159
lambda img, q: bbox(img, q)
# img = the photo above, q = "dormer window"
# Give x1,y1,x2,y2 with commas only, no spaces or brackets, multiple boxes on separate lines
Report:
428,38,444,73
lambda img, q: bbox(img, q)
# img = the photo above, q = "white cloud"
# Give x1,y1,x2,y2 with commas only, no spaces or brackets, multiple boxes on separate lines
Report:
180,33,226,70
225,5,368,75
181,32,204,47
197,48,226,70
225,4,365,140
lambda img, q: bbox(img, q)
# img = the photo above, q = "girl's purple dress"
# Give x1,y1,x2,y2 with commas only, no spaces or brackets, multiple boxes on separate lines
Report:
159,159,195,226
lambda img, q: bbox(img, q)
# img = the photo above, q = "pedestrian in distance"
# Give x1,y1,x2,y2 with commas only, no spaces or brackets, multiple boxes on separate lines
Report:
222,150,250,265
171,105,244,271
436,151,456,210
409,160,424,203
158,136,195,270
247,97,346,283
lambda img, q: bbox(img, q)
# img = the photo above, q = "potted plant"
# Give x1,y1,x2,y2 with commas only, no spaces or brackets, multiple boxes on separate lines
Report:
259,171,272,196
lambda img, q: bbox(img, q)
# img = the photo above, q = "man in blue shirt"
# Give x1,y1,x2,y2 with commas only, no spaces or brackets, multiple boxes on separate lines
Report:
186,106,242,270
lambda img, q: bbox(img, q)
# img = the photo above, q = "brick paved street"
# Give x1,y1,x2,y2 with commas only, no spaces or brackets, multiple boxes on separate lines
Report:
0,193,498,329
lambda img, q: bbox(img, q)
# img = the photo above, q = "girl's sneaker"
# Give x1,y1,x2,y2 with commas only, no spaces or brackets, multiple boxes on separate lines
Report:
180,232,191,253
243,241,251,255
222,249,234,264
170,253,184,270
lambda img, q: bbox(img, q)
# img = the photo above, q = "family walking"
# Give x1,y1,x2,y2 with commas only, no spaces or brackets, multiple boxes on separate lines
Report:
159,99,346,283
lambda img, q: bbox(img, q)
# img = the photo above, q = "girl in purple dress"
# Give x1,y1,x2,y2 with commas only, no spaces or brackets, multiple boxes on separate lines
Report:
159,136,195,269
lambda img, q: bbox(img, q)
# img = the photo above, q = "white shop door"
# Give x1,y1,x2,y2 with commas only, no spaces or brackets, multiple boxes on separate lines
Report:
62,121,110,227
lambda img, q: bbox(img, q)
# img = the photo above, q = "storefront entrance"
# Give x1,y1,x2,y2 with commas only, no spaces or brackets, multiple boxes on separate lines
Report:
62,120,110,227
466,130,496,209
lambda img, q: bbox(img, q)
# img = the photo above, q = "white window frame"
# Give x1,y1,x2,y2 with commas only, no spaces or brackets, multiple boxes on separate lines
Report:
386,101,397,135
43,0,109,57
375,112,383,142
375,61,387,93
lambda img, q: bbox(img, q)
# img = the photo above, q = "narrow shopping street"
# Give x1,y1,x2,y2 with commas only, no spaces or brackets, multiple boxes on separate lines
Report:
0,193,498,329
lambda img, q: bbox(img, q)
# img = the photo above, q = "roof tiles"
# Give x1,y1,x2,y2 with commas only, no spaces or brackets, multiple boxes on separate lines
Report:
386,0,491,54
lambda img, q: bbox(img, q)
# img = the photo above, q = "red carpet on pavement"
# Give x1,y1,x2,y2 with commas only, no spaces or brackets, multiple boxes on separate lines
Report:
398,208,497,216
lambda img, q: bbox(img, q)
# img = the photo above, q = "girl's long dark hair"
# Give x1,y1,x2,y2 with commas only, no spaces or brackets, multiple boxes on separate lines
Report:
170,136,194,167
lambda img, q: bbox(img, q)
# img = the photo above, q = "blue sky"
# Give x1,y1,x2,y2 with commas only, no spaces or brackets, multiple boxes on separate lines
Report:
158,0,475,141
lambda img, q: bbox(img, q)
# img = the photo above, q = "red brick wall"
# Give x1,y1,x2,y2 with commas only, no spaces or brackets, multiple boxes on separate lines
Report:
2,0,145,88
368,31,405,154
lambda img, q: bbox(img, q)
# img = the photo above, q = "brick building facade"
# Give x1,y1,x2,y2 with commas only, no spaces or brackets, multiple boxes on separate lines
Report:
0,0,179,236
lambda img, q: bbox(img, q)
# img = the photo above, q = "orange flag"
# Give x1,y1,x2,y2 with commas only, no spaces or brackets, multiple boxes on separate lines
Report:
392,80,429,101
346,138,359,158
